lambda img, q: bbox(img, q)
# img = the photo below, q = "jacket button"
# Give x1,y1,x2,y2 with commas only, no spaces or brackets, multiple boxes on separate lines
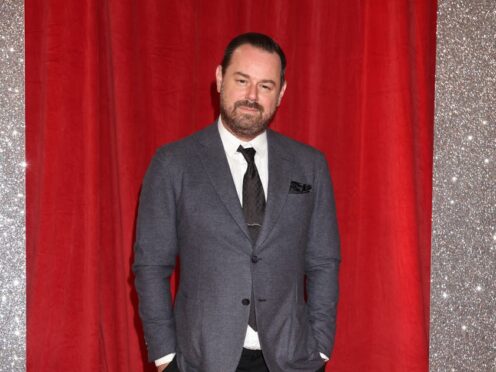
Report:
242,298,250,306
251,255,259,263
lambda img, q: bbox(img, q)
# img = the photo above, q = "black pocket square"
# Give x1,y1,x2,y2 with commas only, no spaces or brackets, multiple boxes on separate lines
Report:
289,181,312,194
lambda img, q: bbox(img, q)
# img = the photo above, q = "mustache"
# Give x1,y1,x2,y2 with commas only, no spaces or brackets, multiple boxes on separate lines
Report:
234,100,263,112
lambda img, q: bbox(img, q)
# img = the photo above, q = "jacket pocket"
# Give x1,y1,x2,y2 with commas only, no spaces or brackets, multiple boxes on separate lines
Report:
287,303,319,363
174,291,203,365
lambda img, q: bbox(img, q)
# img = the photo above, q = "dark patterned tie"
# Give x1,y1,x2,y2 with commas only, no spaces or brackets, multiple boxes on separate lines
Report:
237,146,266,242
237,145,265,331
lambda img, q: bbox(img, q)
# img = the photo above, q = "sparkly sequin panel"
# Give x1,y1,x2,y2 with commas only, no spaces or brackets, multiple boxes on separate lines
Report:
0,1,25,370
430,1,496,371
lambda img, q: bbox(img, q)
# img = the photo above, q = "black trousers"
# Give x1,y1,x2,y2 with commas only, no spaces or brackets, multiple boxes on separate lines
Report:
164,348,326,372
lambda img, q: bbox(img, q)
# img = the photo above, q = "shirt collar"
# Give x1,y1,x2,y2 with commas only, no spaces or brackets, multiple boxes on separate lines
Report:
217,117,268,158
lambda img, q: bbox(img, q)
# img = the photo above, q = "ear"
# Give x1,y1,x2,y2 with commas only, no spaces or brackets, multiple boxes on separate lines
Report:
215,65,223,93
276,81,287,106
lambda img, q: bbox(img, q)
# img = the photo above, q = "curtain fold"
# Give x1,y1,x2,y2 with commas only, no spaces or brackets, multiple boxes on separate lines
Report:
26,1,436,370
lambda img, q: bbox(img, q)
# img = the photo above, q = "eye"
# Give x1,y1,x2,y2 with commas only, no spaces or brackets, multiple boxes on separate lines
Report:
236,79,247,85
260,84,273,91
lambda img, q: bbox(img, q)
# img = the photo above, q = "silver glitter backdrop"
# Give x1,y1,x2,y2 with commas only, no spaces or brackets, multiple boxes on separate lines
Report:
430,1,495,371
0,0,25,370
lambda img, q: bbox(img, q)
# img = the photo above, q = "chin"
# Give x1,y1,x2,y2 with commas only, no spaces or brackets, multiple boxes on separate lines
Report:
238,125,267,138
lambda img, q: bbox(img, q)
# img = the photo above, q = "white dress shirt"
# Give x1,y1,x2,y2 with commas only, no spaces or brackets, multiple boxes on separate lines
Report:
155,119,327,366
217,118,268,351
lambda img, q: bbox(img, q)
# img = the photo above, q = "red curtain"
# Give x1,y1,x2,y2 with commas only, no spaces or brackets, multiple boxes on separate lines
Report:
26,1,436,371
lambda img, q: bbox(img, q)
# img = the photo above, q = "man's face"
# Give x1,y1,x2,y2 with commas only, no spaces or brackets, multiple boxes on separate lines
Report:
216,44,287,140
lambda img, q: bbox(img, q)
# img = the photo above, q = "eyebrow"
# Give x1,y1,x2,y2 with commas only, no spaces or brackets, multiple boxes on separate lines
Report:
233,71,276,86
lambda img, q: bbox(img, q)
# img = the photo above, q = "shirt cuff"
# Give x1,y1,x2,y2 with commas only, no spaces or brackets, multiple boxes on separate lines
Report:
319,352,329,361
155,353,176,366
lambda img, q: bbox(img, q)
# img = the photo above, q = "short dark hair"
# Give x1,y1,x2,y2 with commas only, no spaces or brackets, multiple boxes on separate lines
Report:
221,32,287,86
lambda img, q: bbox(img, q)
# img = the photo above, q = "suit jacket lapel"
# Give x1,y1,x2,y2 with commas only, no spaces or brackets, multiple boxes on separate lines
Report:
194,124,253,248
255,129,292,251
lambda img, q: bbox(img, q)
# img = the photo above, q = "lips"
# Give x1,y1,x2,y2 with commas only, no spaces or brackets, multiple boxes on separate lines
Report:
234,100,263,113
237,105,259,112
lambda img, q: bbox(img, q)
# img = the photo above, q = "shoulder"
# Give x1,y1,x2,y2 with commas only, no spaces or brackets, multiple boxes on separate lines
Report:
268,129,326,164
153,123,216,164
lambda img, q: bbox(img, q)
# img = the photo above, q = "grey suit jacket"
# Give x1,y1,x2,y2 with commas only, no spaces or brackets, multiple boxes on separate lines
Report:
133,123,340,372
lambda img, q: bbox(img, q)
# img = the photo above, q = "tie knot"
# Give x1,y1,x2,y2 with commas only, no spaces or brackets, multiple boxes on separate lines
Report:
237,145,256,164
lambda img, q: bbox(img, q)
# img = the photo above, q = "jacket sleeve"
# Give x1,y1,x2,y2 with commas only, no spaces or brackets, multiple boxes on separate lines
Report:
132,149,179,361
305,154,341,359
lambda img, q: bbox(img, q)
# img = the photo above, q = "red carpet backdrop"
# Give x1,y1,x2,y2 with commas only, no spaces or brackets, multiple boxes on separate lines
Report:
26,1,437,371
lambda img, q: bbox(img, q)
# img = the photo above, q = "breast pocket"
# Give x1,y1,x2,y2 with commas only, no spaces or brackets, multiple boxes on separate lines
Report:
284,192,314,223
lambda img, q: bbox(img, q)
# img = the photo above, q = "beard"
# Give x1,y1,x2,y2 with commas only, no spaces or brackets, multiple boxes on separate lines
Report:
219,90,278,139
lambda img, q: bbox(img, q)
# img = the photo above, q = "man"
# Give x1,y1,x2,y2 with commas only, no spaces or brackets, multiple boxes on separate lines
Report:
133,33,340,372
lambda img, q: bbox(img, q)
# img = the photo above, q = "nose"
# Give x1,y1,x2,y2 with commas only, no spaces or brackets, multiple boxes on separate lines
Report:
246,83,258,101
